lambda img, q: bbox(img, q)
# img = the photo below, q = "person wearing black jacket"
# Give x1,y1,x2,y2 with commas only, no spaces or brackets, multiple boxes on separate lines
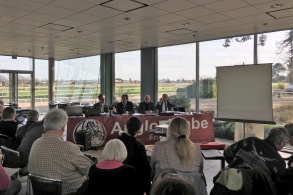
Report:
114,94,134,115
118,116,151,195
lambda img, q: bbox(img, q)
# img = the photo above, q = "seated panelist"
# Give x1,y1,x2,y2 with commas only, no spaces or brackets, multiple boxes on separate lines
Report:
113,94,134,115
93,94,109,113
138,95,155,114
156,94,175,113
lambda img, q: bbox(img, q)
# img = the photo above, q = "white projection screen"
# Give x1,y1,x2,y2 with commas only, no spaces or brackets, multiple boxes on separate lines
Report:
216,63,274,124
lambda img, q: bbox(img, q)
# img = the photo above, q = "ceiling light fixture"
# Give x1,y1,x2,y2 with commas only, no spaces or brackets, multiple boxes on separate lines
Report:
125,18,130,21
23,36,29,39
182,23,190,26
270,3,283,8
128,34,134,37
263,23,268,26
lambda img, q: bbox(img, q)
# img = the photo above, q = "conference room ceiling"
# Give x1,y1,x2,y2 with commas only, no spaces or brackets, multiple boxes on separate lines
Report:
0,0,292,60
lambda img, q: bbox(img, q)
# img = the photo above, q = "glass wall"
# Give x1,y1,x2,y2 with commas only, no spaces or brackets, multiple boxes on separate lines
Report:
55,56,100,104
35,59,49,113
115,51,141,105
158,43,196,111
258,30,292,133
0,56,32,71
200,36,254,140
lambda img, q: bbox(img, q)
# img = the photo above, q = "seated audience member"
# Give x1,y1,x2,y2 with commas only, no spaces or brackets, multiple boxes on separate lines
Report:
118,117,151,194
114,94,134,115
151,117,203,182
0,104,4,119
87,139,140,195
156,94,175,112
14,110,39,148
92,94,109,113
28,108,93,195
138,95,156,114
0,107,21,147
275,124,293,194
0,163,22,195
150,174,197,195
223,127,288,182
17,119,45,168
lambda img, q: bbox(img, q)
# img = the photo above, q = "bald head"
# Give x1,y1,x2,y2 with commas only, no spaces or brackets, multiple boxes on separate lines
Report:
144,95,150,103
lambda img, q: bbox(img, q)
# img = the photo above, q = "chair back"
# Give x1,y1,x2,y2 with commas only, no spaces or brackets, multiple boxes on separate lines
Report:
29,174,62,195
0,134,13,148
0,146,19,168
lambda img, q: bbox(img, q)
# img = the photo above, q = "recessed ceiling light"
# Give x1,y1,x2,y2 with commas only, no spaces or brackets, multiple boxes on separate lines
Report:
23,36,29,39
182,23,190,27
128,34,134,37
263,23,268,26
270,3,283,8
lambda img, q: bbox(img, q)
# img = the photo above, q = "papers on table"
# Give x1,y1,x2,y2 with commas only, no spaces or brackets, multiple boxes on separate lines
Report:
4,167,20,177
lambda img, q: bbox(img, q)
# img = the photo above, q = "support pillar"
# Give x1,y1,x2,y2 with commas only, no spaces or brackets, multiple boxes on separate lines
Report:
100,53,115,104
48,58,55,102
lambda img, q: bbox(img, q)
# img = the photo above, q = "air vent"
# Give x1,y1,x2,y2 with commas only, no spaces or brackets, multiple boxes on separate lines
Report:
100,0,148,12
39,23,74,32
166,28,196,36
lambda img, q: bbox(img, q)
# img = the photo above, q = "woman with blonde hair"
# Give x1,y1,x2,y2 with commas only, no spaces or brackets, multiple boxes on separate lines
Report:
151,117,203,182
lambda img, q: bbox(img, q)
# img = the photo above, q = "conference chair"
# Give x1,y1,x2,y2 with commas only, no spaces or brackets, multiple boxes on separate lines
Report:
28,174,62,195
0,133,12,148
1,146,31,194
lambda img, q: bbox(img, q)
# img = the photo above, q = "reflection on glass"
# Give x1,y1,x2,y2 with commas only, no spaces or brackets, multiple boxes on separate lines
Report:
158,43,196,112
55,56,100,104
0,56,31,71
0,73,9,104
115,51,141,105
18,73,31,109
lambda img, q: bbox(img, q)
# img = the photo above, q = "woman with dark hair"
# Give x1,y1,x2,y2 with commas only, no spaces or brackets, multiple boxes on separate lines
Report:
118,116,152,195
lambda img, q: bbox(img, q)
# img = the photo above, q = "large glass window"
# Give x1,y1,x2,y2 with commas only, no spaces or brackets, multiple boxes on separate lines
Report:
115,51,141,105
200,36,254,140
35,59,49,113
0,56,32,71
258,30,292,130
55,56,100,104
158,43,196,112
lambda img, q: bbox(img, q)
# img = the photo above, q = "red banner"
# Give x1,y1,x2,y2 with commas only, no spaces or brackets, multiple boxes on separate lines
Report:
66,113,214,146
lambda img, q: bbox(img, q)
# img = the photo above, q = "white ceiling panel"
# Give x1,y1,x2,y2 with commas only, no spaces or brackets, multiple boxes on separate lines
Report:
66,13,101,23
242,0,275,5
204,0,250,12
236,13,275,24
0,0,45,11
23,13,61,23
187,0,222,5
187,24,218,32
176,6,215,18
101,0,146,12
129,6,169,18
2,23,36,31
50,0,96,12
268,8,293,19
35,5,76,18
54,19,85,28
0,6,30,17
222,6,263,18
131,19,164,28
153,0,197,12
133,0,167,6
82,4,123,18
27,0,54,4
13,18,46,27
277,16,293,25
253,0,293,12
195,13,230,24
152,14,188,24
171,19,204,28
0,14,19,23
210,19,243,28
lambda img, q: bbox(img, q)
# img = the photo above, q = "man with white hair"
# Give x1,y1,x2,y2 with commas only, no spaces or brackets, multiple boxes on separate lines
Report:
28,108,93,195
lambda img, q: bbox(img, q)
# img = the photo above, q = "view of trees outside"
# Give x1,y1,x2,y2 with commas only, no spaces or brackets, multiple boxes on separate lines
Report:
115,50,140,105
35,59,49,113
258,30,293,127
55,56,100,105
158,43,196,111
